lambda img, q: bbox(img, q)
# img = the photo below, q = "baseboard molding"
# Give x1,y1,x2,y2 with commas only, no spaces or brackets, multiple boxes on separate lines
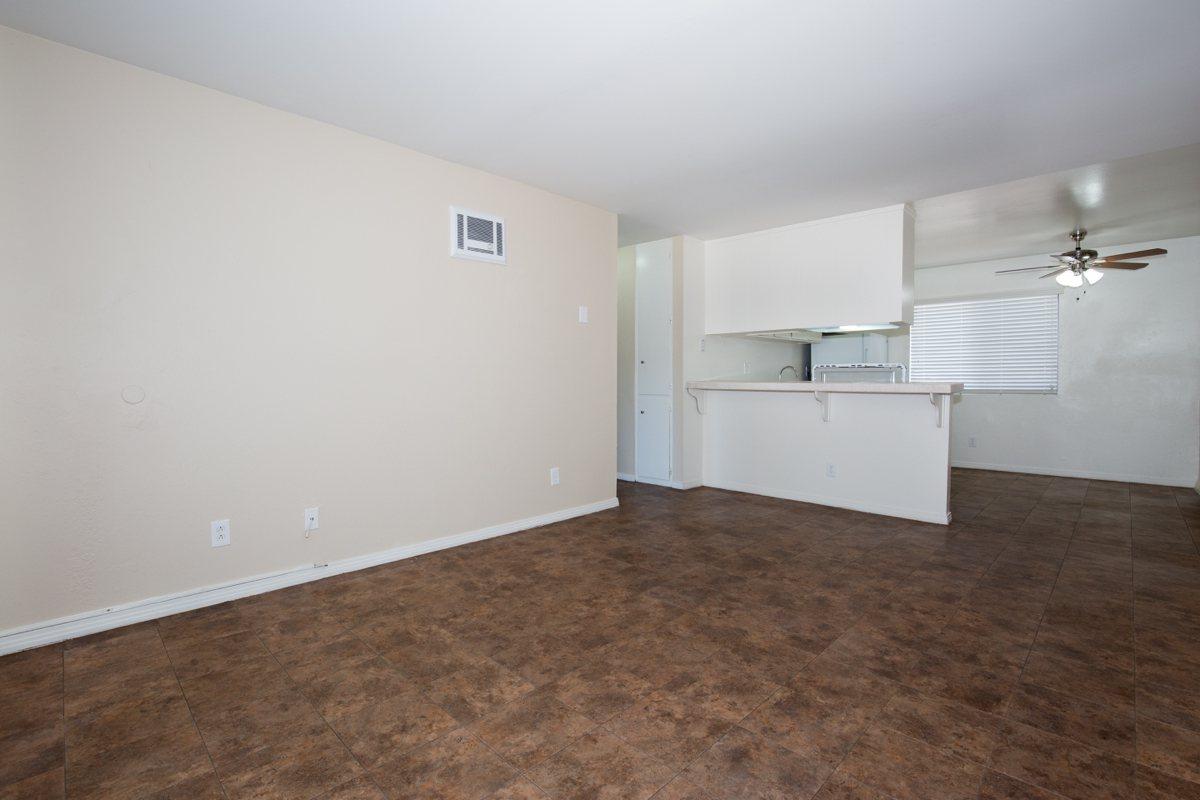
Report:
0,497,619,657
631,475,702,490
951,460,1195,487
617,472,636,482
703,479,951,525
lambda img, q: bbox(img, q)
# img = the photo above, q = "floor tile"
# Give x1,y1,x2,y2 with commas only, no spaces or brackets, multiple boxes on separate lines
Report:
1138,716,1200,784
527,729,675,800
218,726,361,800
548,661,655,723
299,658,417,720
875,687,1003,765
470,690,595,770
0,719,63,788
370,729,517,800
64,723,212,800
328,691,459,767
606,688,732,770
682,725,831,800
0,767,65,800
988,721,1137,800
1004,682,1135,758
835,724,984,800
425,656,535,724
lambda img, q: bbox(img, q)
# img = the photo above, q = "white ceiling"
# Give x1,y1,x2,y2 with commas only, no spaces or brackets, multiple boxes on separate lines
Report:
914,143,1200,267
2,1,1199,249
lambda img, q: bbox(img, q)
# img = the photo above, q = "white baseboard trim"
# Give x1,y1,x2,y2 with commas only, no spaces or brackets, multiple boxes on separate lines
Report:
951,460,1195,487
0,497,619,657
617,472,636,482
631,476,702,490
703,479,951,525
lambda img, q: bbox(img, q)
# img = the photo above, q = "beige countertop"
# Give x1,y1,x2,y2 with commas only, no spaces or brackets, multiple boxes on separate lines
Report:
686,380,964,395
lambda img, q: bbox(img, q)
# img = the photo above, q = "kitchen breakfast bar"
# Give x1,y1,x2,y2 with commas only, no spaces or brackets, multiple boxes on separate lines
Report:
686,380,964,524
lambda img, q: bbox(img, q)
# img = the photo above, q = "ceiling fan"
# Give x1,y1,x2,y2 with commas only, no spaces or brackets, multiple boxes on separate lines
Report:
996,228,1167,287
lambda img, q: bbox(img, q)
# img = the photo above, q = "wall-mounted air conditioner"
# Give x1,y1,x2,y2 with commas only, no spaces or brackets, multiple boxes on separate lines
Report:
450,207,505,264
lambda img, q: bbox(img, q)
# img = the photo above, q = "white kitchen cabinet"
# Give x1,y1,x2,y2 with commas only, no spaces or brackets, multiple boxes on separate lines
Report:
705,204,914,335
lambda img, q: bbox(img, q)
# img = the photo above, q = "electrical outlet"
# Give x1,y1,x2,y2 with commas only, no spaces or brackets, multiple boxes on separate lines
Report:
826,464,837,478
743,361,751,374
211,519,230,548
699,337,706,352
968,436,977,448
549,467,560,486
578,306,588,324
304,507,319,531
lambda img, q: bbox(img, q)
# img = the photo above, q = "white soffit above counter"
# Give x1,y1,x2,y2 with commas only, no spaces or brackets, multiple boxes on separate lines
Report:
0,1,1197,247
704,204,914,336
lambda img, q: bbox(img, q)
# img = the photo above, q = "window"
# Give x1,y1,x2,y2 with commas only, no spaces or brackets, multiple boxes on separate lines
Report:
909,294,1059,392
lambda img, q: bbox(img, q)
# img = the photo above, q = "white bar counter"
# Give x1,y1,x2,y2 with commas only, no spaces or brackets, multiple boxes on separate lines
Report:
687,380,963,523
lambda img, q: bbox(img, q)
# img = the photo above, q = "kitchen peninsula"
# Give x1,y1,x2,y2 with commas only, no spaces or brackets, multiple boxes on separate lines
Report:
687,379,963,523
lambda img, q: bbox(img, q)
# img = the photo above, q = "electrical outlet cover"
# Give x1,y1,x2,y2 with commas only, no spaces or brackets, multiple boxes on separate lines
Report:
304,507,319,531
211,519,230,548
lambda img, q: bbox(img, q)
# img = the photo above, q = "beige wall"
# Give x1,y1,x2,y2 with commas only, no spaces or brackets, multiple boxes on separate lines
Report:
0,27,617,632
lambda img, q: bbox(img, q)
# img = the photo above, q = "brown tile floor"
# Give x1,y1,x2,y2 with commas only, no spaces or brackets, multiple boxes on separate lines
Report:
3,469,1200,799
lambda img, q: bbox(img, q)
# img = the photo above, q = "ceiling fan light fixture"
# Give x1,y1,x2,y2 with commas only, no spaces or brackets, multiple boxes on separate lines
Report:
1084,268,1104,285
1056,270,1084,288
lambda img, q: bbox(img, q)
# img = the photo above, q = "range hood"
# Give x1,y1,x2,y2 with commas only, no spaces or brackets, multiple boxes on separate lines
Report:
742,329,823,343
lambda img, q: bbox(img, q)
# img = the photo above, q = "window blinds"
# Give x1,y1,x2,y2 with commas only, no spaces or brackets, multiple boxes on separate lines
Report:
909,294,1059,392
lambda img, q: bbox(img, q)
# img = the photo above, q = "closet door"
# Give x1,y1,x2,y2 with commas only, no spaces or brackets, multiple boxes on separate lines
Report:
635,239,673,482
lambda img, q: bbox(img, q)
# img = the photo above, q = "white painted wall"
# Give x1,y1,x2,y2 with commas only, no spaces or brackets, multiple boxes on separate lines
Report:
705,205,914,334
0,28,617,633
701,390,952,523
615,236,803,487
679,235,805,487
892,235,1200,486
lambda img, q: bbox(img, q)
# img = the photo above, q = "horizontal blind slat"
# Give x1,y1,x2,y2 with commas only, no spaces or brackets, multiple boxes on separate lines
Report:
910,294,1058,391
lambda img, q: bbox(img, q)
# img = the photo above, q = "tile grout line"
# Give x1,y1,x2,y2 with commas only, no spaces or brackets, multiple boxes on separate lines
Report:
259,614,394,799
973,478,1048,794
157,622,233,800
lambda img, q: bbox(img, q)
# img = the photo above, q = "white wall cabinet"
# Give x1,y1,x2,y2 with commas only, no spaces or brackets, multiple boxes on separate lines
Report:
705,204,914,335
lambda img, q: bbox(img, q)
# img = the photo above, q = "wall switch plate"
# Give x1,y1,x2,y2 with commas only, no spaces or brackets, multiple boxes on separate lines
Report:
826,464,837,478
549,467,560,486
304,507,319,531
578,306,588,324
743,361,751,374
968,437,977,448
211,519,230,548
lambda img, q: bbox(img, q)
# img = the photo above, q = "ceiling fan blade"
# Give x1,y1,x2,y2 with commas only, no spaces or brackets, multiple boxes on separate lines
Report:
1095,248,1167,262
1039,267,1070,279
995,265,1061,274
1095,262,1148,270
1049,253,1076,262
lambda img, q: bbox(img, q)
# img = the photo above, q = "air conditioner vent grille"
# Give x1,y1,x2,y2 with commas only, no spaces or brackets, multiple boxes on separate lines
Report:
450,207,505,264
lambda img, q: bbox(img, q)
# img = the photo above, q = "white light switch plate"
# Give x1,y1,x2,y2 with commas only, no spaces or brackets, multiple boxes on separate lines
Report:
211,519,230,548
304,507,319,531
550,467,560,486
578,306,588,324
